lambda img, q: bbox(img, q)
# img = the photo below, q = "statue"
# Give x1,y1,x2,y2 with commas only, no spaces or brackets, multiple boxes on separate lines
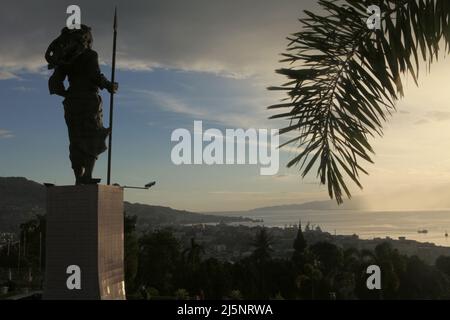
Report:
46,25,118,185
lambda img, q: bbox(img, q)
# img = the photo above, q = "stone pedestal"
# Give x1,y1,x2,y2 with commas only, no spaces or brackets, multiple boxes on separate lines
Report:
44,185,125,300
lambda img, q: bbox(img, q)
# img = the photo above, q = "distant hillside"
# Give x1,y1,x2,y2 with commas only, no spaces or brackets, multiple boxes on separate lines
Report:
0,177,252,233
124,202,253,230
249,198,368,212
0,177,46,232
0,177,46,206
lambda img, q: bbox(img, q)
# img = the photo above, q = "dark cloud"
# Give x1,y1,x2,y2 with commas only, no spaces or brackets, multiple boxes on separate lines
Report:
0,0,318,78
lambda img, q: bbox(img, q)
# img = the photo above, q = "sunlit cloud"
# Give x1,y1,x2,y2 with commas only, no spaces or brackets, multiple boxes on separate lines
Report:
0,71,18,80
0,129,14,139
132,88,276,129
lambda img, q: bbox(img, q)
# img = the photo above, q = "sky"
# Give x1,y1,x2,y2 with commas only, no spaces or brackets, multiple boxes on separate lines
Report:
2,0,450,212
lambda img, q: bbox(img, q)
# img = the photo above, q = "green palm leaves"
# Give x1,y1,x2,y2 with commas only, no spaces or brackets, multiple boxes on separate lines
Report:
270,0,450,203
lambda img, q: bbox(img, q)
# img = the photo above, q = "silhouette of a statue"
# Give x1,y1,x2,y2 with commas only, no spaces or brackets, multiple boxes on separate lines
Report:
46,25,118,185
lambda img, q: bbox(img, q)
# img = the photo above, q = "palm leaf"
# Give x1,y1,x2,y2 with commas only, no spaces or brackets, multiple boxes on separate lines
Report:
270,0,449,203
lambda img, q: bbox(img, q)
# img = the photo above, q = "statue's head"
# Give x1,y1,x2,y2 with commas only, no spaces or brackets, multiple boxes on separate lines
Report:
79,25,93,49
60,24,93,49
46,25,94,69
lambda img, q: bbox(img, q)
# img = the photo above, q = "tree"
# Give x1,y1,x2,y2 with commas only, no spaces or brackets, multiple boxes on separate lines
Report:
292,221,307,267
174,288,190,300
296,262,323,299
270,0,450,203
180,237,206,297
18,215,45,284
136,229,181,295
228,289,243,300
197,258,232,299
310,242,344,275
309,242,344,298
124,213,139,294
235,228,276,299
182,238,205,271
436,255,450,277
399,255,450,299
251,228,274,263
355,242,405,299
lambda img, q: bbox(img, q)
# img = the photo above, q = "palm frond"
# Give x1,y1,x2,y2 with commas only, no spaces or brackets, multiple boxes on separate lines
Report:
270,0,450,203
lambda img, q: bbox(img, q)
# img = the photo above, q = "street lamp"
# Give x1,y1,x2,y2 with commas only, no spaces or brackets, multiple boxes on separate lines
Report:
113,181,156,190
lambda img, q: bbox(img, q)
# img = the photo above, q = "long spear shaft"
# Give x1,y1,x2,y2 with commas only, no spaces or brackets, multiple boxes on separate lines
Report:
107,7,118,185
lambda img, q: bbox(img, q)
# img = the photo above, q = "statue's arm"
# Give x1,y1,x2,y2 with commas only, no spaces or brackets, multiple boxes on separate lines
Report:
89,50,118,93
48,67,67,97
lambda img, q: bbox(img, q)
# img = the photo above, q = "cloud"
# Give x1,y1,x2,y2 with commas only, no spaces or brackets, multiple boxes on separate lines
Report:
133,89,208,119
413,110,450,125
414,119,428,125
133,88,275,128
0,0,317,81
0,129,14,139
12,86,36,92
0,71,18,80
424,110,450,121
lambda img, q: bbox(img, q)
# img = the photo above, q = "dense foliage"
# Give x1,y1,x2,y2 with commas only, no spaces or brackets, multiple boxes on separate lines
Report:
2,215,450,299
129,223,450,300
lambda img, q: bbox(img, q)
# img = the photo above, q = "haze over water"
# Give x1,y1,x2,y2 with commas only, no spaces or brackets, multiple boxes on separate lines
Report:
222,209,450,247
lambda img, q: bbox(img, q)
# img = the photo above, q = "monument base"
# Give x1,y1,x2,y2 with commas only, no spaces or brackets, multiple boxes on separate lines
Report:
44,184,125,300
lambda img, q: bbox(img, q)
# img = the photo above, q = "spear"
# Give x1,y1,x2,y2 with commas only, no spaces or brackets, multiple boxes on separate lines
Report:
107,7,118,185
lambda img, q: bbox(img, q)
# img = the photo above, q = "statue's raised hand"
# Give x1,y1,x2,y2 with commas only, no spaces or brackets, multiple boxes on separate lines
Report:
107,82,119,94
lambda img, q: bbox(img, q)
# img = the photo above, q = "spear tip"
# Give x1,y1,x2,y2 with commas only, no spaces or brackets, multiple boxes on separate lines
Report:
113,6,118,31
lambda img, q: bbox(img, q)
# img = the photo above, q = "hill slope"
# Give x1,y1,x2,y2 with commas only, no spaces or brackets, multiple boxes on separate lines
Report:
0,177,252,232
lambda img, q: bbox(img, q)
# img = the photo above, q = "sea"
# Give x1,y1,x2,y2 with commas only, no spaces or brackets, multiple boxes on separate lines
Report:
218,209,450,247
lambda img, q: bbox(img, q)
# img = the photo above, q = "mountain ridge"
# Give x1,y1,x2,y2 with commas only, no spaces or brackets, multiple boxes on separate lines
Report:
248,197,368,212
0,177,253,232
